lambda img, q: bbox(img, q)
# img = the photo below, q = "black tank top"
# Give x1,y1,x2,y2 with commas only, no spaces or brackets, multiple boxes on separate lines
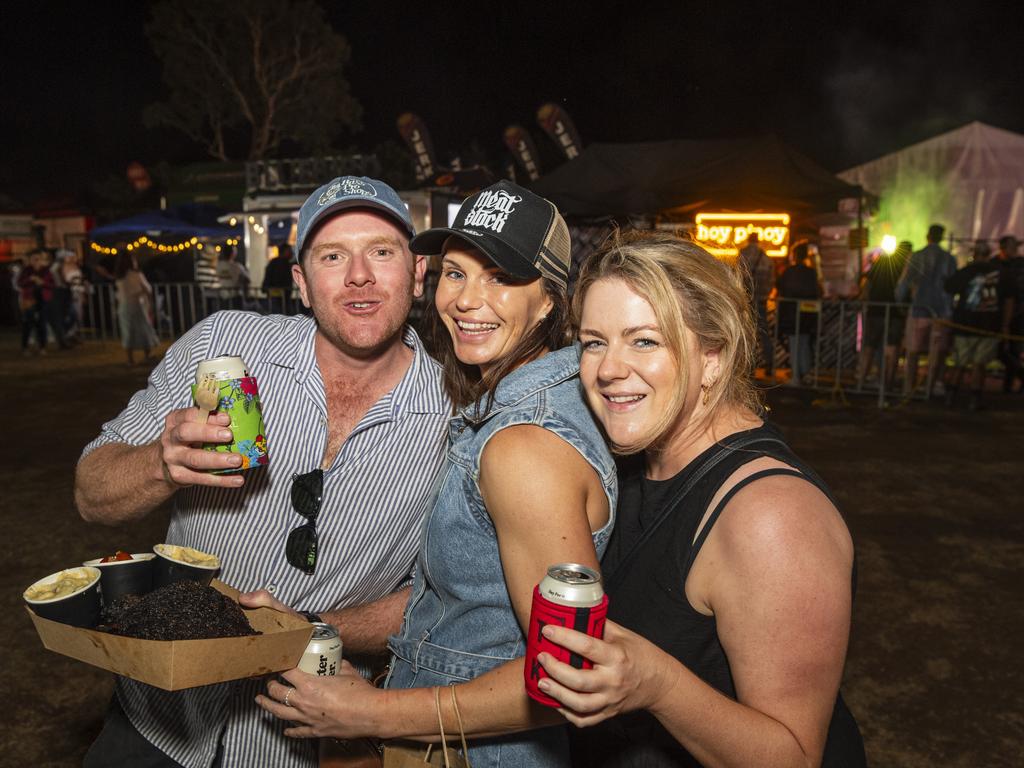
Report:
571,423,866,768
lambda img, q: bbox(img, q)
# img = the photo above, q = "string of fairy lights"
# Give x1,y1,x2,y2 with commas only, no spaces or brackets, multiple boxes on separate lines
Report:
89,235,240,256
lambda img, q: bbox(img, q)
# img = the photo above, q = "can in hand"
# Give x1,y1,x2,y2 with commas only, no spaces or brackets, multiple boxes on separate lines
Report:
524,563,608,707
298,622,343,676
192,355,268,472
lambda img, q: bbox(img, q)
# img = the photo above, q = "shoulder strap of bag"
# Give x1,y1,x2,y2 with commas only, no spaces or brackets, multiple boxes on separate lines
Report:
434,686,451,768
605,433,786,590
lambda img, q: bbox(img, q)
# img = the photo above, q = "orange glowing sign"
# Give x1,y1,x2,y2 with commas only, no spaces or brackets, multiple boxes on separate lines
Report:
694,212,791,258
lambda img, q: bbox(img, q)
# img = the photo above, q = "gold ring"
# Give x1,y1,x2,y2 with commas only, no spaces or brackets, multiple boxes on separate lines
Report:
284,687,293,707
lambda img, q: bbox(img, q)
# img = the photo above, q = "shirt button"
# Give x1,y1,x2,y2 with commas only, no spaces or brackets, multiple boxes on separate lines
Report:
267,584,278,595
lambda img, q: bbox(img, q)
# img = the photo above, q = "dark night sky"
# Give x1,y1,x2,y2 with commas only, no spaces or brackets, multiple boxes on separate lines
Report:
3,1,1024,207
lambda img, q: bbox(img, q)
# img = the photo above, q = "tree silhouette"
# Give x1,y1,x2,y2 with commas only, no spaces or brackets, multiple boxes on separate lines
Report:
144,0,362,161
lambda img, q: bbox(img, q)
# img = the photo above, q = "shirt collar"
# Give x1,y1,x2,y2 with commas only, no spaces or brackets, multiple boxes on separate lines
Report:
256,314,318,382
258,315,447,416
390,326,450,416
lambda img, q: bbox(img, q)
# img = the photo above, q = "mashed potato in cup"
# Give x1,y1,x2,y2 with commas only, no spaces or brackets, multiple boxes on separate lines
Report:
23,566,102,627
152,544,220,588
25,569,98,601
155,544,219,568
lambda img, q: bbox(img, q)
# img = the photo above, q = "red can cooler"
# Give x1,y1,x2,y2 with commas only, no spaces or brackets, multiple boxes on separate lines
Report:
524,563,608,707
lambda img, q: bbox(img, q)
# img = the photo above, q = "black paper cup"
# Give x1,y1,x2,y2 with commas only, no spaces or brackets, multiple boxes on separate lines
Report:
24,567,102,627
152,544,219,588
82,553,155,606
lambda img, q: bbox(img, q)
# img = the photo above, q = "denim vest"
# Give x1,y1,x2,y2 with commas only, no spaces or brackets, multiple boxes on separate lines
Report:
386,346,618,768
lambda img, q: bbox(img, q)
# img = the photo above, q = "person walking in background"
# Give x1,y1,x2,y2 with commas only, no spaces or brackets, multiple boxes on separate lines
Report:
35,249,70,350
992,234,1018,265
995,234,1024,392
216,246,251,310
113,252,159,366
857,240,911,395
48,250,76,349
942,240,1014,410
57,249,88,343
262,243,296,312
194,246,219,315
777,241,822,387
738,231,776,379
896,223,956,399
17,249,54,356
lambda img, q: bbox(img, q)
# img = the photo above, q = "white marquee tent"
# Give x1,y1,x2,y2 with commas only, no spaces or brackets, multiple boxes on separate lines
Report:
840,121,1024,246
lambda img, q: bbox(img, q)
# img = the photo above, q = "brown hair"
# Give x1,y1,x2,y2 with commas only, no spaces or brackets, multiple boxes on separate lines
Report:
113,251,138,280
572,229,762,454
429,273,571,418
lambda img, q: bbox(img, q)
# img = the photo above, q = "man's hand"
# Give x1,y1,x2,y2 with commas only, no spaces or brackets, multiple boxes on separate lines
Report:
77,406,243,525
158,407,245,488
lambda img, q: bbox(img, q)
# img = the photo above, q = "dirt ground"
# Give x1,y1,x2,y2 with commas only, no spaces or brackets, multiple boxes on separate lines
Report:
3,331,1022,767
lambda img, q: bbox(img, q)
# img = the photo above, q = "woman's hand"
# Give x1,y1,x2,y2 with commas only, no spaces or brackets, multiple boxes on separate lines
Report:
256,662,385,739
537,619,678,728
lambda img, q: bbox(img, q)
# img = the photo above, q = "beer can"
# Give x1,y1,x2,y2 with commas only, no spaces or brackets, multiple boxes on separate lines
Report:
196,355,248,381
298,622,343,677
192,354,269,472
524,563,608,707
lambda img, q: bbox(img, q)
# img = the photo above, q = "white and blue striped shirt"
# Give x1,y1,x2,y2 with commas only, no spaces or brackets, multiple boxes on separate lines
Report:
81,311,450,768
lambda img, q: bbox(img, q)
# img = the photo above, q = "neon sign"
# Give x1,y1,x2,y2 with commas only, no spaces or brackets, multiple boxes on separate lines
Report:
694,212,791,258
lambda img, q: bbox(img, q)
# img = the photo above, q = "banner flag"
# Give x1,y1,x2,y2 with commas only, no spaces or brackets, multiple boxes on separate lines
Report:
536,102,583,161
502,125,542,181
397,113,439,182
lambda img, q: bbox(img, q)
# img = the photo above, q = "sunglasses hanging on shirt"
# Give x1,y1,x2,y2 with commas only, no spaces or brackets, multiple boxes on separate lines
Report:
286,468,323,574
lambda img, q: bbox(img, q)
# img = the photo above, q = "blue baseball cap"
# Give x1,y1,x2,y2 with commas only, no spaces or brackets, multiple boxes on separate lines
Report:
294,176,416,260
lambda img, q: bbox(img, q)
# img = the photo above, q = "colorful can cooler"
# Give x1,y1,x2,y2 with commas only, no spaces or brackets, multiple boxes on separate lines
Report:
192,355,269,472
524,563,608,707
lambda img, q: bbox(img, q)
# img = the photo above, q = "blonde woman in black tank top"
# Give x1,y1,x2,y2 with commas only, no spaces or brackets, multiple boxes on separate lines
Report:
538,232,865,768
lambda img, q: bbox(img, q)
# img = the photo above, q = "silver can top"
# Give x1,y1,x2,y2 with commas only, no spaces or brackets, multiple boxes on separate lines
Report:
195,355,248,382
309,622,339,642
540,563,604,607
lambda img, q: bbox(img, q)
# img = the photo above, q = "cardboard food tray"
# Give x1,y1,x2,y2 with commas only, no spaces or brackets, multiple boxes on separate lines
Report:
26,579,313,691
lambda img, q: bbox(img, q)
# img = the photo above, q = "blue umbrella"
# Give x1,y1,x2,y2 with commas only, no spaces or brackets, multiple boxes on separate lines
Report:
90,210,241,243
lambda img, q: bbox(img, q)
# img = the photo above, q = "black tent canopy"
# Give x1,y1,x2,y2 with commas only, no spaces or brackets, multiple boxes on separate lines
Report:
529,136,860,218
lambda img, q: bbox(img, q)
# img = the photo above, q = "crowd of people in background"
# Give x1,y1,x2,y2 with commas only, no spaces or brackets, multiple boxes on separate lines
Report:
13,247,87,355
6,241,304,361
736,223,1023,409
8,219,1024,405
860,225,1022,409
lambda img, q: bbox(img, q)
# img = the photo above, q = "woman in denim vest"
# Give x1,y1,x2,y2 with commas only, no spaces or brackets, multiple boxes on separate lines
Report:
259,182,617,767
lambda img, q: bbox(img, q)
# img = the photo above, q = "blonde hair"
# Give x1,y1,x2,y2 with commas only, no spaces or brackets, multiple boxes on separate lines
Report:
572,229,762,454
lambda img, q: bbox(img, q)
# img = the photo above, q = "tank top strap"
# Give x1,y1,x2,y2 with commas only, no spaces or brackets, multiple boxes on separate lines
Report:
604,430,785,591
685,467,809,572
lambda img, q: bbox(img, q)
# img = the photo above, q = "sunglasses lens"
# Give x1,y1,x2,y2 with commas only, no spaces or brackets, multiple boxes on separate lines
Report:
286,523,318,575
290,470,323,520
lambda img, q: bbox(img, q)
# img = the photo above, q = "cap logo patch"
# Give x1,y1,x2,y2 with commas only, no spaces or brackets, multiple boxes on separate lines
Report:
317,182,341,206
463,189,522,234
318,178,377,206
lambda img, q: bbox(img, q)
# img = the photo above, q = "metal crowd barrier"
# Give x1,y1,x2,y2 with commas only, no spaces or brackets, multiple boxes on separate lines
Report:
77,281,437,347
771,298,942,406
75,287,953,409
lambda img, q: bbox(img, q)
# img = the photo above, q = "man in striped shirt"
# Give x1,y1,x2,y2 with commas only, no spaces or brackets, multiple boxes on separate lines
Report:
75,176,450,768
